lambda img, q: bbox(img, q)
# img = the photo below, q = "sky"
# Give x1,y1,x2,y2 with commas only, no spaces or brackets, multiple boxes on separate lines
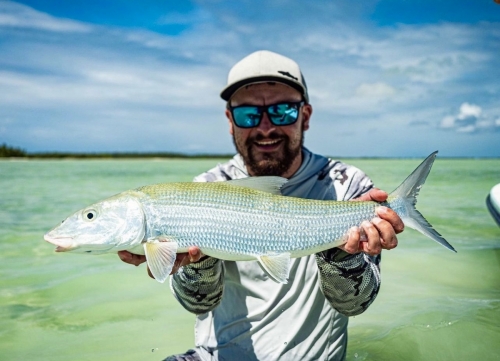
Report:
1,0,499,157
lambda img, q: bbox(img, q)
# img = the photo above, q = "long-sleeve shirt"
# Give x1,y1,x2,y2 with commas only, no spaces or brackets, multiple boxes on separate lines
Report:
170,148,381,361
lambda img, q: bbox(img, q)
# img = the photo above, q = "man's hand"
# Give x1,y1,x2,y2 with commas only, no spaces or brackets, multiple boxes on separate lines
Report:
117,246,204,280
340,188,404,256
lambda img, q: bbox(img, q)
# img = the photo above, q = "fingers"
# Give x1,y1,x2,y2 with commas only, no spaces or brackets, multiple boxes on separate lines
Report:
360,220,382,255
340,227,362,254
147,267,154,279
353,188,388,202
340,216,400,256
179,247,204,267
373,217,398,250
117,250,155,280
169,254,186,276
169,247,204,275
117,250,146,266
359,214,399,253
340,189,404,256
118,247,205,280
188,246,204,263
376,206,404,234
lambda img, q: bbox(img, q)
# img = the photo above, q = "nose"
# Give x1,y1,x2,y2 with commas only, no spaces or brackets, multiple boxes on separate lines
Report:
255,111,276,135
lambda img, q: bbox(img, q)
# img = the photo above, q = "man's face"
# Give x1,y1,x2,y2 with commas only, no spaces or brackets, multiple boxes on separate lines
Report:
226,82,312,178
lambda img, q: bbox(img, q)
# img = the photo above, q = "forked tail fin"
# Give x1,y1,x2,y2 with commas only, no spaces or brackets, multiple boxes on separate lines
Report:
388,151,456,252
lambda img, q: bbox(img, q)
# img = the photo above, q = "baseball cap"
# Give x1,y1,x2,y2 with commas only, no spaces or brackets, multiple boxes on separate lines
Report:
220,50,309,103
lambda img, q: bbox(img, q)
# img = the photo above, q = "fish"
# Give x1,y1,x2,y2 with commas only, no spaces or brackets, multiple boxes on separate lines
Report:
44,151,456,284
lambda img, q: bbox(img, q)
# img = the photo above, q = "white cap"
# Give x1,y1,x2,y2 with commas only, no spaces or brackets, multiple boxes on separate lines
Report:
220,50,309,102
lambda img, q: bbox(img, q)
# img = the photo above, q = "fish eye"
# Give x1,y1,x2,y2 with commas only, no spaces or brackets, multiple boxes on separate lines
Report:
83,209,97,222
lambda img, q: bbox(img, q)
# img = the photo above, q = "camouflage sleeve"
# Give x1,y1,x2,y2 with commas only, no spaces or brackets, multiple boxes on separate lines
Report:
315,161,381,316
315,250,381,316
169,257,225,315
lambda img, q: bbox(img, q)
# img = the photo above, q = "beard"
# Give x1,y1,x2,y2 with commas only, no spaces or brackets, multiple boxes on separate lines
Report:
232,126,304,177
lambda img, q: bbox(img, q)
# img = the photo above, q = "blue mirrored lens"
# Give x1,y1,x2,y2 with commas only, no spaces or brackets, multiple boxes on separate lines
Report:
233,107,262,128
231,102,302,128
268,103,299,125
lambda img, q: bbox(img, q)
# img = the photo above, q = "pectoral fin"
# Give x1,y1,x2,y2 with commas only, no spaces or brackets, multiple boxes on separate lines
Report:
257,253,291,284
143,237,178,283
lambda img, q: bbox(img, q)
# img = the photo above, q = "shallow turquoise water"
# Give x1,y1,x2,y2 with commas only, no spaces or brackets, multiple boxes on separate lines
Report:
0,158,498,360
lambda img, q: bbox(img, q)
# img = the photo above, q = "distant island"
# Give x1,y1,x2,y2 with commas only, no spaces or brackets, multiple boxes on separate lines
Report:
0,143,233,159
2,143,497,160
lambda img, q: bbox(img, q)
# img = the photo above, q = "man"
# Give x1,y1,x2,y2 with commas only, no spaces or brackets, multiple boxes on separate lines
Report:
119,50,403,360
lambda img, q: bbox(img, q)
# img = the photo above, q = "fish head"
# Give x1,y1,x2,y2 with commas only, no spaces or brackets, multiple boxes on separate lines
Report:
44,193,145,254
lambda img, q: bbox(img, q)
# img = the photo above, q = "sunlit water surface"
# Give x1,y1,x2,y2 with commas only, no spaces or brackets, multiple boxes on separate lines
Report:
0,158,498,360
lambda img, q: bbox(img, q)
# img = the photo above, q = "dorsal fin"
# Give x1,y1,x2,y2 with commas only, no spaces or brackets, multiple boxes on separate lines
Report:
226,176,288,195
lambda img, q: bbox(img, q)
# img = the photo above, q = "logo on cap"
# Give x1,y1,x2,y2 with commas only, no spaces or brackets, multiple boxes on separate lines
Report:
278,71,298,81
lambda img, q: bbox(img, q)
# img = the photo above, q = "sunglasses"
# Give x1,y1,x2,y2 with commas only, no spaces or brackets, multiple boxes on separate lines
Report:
229,101,305,128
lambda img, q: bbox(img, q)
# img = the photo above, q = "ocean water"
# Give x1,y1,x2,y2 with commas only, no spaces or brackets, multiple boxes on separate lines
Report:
0,157,498,361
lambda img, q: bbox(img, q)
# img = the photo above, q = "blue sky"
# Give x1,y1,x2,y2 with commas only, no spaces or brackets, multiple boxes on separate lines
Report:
1,0,499,157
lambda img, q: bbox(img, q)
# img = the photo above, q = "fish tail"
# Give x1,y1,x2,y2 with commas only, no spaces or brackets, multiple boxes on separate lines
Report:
387,151,456,252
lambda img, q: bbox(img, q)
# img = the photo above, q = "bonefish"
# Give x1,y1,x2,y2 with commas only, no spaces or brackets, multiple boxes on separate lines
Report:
44,151,455,284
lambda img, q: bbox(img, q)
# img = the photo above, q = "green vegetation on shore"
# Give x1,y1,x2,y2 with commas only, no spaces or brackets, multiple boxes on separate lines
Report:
1,143,27,157
0,143,232,159
2,143,497,160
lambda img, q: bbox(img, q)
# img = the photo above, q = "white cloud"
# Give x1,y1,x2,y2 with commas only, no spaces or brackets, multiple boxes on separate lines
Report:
355,82,396,98
0,1,91,32
458,102,482,119
440,102,498,134
456,125,476,133
476,119,494,129
440,115,456,129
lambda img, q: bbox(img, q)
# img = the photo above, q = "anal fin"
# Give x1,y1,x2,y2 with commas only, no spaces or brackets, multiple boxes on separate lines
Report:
258,253,291,284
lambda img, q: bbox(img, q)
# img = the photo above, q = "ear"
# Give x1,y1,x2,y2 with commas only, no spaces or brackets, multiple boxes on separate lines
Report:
225,109,235,135
302,103,313,131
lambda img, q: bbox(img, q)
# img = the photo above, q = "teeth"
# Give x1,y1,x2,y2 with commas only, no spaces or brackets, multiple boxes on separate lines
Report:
256,139,280,146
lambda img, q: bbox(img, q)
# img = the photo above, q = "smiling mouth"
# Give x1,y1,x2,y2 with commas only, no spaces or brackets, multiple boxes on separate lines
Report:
254,138,282,149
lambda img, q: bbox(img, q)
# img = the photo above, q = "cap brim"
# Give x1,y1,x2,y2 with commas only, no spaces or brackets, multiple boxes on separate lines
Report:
220,76,307,101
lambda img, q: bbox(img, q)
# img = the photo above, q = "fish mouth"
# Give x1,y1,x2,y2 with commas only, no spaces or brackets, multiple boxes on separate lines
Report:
54,245,73,252
44,234,77,252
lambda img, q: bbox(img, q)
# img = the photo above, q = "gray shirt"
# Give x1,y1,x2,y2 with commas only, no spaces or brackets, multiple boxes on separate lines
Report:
170,148,381,361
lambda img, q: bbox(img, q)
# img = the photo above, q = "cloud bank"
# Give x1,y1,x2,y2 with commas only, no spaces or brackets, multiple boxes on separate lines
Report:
441,103,499,133
0,0,499,157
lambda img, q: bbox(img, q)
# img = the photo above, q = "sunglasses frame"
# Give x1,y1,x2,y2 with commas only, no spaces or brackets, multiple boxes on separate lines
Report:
229,101,305,129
